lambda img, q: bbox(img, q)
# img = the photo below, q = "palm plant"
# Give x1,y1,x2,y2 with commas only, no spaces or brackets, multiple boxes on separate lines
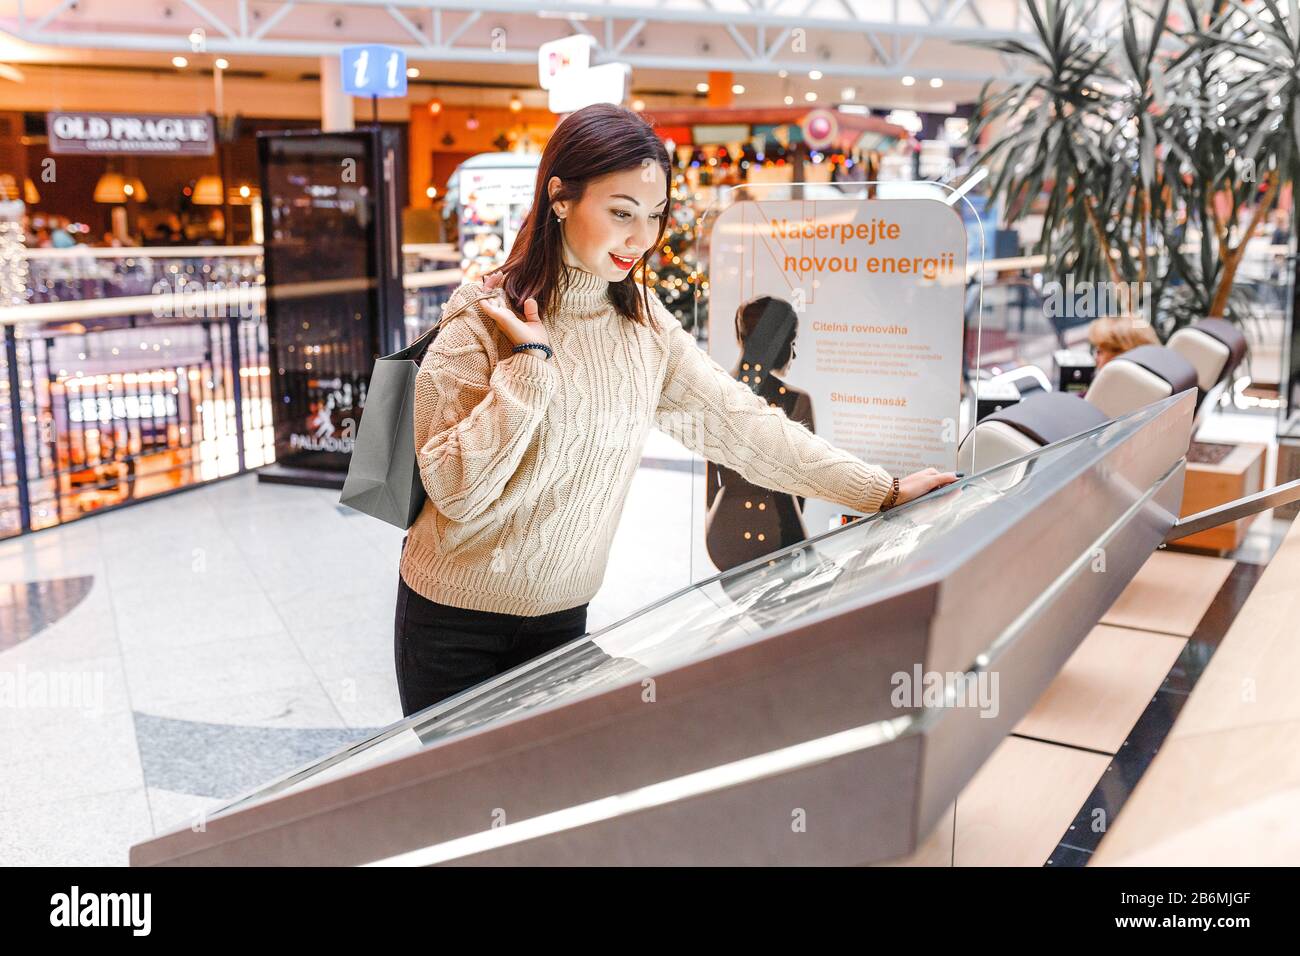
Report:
967,1,1126,295
1161,0,1298,324
969,0,1299,335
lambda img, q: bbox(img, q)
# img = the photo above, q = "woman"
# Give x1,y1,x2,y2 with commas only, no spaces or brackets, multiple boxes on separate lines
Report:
394,103,958,717
1087,315,1159,371
705,294,817,572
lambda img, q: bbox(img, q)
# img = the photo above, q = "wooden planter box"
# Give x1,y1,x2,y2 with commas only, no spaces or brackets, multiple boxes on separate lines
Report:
1169,441,1267,553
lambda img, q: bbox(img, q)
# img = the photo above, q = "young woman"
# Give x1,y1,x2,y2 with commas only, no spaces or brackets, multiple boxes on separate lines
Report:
394,103,958,717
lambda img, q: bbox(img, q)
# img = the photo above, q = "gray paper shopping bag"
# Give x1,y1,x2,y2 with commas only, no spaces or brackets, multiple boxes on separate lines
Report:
339,285,501,528
338,324,439,528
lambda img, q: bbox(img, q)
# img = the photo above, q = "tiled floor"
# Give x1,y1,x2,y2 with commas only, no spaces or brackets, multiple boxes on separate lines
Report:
0,429,702,865
884,406,1295,866
2,407,1290,866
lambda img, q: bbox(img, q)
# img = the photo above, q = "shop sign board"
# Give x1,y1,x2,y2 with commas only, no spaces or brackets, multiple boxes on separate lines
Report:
547,62,630,114
340,44,408,98
46,111,215,156
538,34,595,90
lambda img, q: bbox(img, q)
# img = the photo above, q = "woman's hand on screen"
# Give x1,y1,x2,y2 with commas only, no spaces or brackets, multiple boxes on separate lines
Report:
894,468,960,508
478,271,551,350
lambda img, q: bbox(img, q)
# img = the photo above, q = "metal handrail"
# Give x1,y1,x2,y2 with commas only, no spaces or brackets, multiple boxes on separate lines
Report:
1166,477,1300,543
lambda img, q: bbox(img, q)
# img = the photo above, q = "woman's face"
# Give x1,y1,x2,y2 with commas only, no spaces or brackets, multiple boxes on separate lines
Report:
547,166,667,282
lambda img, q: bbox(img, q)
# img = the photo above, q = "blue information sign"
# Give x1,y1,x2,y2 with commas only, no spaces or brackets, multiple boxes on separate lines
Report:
340,45,408,98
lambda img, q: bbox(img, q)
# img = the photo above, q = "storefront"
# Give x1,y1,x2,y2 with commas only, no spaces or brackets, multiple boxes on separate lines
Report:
3,109,319,248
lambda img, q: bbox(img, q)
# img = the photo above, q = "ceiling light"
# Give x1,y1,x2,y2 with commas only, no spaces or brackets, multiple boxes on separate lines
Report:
93,172,127,203
805,91,817,101
191,174,224,205
809,70,822,80
214,58,228,70
172,56,188,68
930,77,944,88
902,75,915,86
407,67,420,78
732,84,745,94
696,82,709,93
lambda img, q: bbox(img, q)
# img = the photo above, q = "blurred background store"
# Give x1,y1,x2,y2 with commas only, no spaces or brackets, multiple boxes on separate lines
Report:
2,0,1299,867
0,1,1018,534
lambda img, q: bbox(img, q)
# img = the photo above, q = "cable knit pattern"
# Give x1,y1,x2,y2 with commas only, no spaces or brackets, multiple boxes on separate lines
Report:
399,265,895,616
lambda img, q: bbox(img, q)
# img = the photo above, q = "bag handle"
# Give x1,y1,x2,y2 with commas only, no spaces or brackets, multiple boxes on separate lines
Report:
391,285,502,363
438,287,502,327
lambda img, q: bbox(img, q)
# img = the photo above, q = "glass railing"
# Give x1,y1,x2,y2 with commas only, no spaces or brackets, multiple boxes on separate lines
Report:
0,244,461,538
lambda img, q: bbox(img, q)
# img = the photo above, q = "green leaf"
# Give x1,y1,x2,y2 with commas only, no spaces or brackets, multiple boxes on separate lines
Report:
1140,112,1157,188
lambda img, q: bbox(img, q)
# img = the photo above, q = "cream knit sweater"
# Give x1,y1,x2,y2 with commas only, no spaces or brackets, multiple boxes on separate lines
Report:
399,266,894,616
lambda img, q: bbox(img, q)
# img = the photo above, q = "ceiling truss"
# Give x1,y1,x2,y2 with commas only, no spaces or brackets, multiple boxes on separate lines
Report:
1,0,1048,82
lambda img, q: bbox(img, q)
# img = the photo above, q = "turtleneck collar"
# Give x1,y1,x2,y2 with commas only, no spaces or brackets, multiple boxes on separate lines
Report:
555,264,611,313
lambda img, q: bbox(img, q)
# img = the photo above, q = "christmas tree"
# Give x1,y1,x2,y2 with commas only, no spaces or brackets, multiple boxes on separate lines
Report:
644,168,706,334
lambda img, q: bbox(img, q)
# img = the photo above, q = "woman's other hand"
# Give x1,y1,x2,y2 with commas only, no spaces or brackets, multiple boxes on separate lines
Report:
477,271,551,350
894,468,961,508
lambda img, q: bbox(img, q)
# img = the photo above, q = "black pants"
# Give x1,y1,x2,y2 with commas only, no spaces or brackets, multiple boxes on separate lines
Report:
394,570,589,718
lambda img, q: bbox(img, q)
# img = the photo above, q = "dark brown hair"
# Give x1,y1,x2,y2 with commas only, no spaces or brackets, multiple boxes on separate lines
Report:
735,295,799,370
492,103,672,328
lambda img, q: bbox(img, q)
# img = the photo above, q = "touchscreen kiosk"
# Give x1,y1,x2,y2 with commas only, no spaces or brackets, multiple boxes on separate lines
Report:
132,391,1195,866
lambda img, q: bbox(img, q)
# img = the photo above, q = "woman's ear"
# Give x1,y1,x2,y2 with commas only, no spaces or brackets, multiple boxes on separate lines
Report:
547,175,567,219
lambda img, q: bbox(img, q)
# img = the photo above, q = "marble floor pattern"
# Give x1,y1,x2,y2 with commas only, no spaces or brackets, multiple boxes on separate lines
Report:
0,429,704,865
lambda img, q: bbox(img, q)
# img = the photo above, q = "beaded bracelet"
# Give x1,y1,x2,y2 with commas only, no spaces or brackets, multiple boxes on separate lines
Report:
880,476,901,511
513,342,553,361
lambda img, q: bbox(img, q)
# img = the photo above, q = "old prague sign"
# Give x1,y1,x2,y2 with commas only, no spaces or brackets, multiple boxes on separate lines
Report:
47,111,215,156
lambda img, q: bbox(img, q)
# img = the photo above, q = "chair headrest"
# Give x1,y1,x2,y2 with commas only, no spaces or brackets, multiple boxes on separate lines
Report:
1111,344,1199,394
981,390,1109,447
1188,318,1248,381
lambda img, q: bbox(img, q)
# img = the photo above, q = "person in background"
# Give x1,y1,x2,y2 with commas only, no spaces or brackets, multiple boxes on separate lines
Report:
1087,315,1159,371
147,222,175,245
49,216,77,248
1269,209,1290,248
